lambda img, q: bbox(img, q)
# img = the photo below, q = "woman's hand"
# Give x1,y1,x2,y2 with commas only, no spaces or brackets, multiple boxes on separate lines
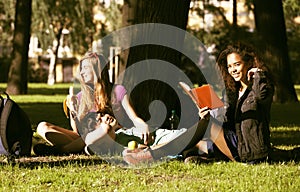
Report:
247,68,262,81
66,95,78,112
121,94,154,145
198,106,210,120
142,126,155,146
136,122,154,146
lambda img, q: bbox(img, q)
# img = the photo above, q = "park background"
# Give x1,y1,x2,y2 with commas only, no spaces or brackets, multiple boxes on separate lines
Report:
0,0,300,191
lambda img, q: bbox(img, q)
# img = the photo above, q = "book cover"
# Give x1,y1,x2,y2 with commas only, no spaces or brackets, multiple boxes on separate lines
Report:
179,82,224,109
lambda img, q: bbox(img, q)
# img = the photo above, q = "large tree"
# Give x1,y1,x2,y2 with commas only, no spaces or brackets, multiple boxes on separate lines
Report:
253,0,298,103
6,0,32,95
122,0,196,128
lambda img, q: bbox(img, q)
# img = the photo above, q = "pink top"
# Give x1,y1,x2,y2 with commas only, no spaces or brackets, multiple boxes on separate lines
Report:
112,85,134,128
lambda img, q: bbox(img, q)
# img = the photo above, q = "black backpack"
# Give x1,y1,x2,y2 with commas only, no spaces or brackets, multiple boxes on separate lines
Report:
0,92,33,159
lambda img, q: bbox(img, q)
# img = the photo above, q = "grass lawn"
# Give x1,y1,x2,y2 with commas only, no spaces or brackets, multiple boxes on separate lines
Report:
0,83,300,192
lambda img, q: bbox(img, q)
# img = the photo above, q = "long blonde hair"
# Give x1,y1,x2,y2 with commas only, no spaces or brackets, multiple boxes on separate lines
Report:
77,51,111,120
95,80,113,116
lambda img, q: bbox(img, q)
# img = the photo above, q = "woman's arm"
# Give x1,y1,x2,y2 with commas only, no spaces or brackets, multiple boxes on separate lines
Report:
121,94,153,145
66,94,80,133
85,123,115,146
69,111,79,133
250,70,274,104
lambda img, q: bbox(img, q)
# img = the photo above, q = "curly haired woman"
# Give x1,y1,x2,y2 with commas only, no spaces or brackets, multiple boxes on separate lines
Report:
122,42,279,165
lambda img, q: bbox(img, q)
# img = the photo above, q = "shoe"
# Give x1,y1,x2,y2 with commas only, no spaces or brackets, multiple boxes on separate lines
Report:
184,155,214,164
33,143,60,156
122,148,154,165
84,146,95,156
182,147,199,159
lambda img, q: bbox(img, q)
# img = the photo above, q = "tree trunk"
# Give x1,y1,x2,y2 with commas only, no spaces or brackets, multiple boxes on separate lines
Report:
47,28,63,85
119,0,138,80
232,0,237,41
253,0,298,103
6,0,32,95
232,0,237,28
123,0,195,129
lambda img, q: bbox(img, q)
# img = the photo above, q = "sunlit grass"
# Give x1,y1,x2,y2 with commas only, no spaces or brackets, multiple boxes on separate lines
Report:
295,85,300,100
0,160,299,191
0,83,71,103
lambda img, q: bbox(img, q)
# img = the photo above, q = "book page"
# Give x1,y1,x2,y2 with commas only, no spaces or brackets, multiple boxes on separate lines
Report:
178,82,199,109
191,85,224,109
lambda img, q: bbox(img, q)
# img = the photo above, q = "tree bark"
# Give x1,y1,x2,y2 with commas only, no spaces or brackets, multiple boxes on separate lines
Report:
119,0,138,80
232,0,237,28
6,0,32,95
123,0,194,128
253,0,298,103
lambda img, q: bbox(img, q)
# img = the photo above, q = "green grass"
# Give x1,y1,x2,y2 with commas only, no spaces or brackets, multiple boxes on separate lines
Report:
0,83,300,192
0,160,299,191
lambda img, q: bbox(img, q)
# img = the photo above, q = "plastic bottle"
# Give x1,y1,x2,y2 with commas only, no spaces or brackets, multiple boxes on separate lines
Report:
169,110,179,130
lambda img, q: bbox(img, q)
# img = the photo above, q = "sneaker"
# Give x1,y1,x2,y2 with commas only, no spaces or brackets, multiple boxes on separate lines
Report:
84,146,95,156
33,143,60,156
182,147,199,159
122,148,154,165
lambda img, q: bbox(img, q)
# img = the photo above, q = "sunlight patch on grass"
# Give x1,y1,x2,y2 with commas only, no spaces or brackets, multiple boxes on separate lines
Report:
295,85,300,100
9,95,67,103
271,127,300,132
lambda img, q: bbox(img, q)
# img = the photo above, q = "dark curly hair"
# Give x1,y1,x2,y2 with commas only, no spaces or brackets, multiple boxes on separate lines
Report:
216,42,270,92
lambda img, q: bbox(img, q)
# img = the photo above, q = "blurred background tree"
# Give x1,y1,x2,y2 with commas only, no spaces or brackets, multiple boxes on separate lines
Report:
31,0,97,85
253,0,298,102
0,1,15,83
283,0,300,85
6,0,31,94
187,0,299,103
0,0,299,102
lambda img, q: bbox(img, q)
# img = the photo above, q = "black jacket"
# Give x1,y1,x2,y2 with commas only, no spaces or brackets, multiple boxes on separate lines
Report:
234,71,274,161
213,71,274,162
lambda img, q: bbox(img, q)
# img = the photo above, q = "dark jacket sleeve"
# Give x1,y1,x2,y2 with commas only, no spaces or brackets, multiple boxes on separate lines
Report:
251,71,274,105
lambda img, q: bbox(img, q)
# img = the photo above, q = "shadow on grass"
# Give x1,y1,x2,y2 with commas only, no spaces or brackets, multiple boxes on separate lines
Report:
27,87,69,95
19,103,71,130
270,102,300,127
0,85,70,95
271,130,300,146
0,155,126,169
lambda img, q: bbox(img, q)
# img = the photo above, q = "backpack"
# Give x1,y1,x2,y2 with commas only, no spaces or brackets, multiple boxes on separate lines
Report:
0,92,33,159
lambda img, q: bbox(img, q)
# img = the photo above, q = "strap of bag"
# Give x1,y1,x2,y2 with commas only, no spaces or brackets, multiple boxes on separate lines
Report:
0,94,5,152
0,92,22,163
0,93,12,153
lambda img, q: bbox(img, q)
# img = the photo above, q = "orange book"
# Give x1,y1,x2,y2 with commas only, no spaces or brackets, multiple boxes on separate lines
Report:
179,82,224,109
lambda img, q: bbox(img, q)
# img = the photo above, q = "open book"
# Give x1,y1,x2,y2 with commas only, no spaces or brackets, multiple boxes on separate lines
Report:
179,82,224,109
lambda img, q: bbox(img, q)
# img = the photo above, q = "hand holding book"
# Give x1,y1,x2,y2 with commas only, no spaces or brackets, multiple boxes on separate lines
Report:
179,82,224,109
